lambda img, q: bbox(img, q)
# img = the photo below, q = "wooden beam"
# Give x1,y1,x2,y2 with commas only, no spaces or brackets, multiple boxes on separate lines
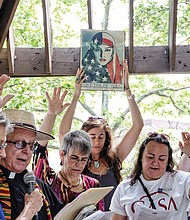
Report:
168,0,178,71
0,0,20,51
41,0,52,74
128,0,134,73
7,25,15,74
133,46,170,73
176,45,190,72
0,45,189,76
87,0,93,29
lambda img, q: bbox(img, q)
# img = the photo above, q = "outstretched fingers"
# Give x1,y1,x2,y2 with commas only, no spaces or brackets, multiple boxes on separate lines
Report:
75,68,86,84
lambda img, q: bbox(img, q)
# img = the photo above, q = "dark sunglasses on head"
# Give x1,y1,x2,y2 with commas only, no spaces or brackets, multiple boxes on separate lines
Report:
6,140,36,151
87,116,108,125
147,132,170,140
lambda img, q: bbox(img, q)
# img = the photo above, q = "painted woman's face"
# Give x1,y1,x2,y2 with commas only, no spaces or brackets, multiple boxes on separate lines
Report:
94,44,114,66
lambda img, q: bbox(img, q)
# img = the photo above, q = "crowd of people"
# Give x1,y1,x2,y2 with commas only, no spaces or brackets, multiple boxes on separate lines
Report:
0,75,62,219
0,60,190,220
32,60,143,211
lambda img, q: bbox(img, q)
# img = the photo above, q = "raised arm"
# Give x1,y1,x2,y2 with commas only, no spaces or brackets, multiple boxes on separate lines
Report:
0,74,14,109
116,60,144,162
58,68,85,146
38,87,70,147
34,87,69,180
178,131,190,172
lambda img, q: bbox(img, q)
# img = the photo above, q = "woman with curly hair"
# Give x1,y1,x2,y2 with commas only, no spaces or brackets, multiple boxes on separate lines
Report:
58,60,143,210
35,60,143,211
110,132,190,220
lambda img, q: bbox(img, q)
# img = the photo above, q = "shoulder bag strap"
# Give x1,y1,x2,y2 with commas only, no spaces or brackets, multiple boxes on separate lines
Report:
138,176,156,209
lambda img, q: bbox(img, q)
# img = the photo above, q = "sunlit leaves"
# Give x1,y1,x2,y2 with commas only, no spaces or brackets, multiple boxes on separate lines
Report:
10,0,190,154
134,0,169,46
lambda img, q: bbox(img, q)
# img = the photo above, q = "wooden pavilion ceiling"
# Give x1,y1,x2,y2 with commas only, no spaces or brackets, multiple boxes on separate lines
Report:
0,0,189,77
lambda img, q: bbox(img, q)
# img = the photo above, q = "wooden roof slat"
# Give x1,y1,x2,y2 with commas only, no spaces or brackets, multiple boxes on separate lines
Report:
0,0,20,51
87,0,93,29
0,0,190,76
168,0,178,71
41,0,52,74
128,0,134,73
7,25,15,74
1,45,189,76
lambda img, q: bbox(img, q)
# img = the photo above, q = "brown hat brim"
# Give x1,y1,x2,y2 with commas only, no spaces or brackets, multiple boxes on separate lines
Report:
14,124,54,141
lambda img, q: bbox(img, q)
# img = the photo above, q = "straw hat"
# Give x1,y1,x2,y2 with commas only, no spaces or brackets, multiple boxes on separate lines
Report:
3,108,54,141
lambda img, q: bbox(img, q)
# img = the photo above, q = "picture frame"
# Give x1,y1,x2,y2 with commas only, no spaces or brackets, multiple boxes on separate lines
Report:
80,29,125,91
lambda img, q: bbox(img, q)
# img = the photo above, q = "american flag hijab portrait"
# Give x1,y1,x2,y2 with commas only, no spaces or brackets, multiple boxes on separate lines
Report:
81,31,123,84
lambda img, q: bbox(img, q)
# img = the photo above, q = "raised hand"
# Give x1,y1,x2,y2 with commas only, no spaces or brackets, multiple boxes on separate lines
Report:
0,74,14,109
179,131,190,157
74,68,86,98
46,87,70,116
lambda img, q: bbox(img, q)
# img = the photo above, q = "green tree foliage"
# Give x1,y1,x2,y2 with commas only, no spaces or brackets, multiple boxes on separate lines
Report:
9,0,190,174
134,0,169,45
51,0,88,47
13,0,44,47
133,0,190,46
4,74,190,148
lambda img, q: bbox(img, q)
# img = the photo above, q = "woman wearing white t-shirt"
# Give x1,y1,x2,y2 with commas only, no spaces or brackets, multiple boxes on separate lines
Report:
110,132,190,220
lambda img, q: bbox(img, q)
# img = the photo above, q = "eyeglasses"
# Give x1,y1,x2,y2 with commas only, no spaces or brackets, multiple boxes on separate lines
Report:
67,155,89,164
0,143,7,150
147,132,170,140
6,140,36,151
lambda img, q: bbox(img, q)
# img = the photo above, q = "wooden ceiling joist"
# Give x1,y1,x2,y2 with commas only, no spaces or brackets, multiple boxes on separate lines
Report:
168,0,178,72
0,45,190,76
87,0,93,29
0,0,190,76
7,25,15,74
128,0,134,73
41,0,52,74
0,0,20,51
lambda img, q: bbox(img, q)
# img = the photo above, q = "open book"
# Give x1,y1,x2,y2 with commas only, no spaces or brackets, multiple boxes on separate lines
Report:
54,186,114,220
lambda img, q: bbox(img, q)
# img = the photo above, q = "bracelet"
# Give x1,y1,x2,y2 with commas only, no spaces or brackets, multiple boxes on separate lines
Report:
127,94,135,100
181,152,190,158
124,84,130,91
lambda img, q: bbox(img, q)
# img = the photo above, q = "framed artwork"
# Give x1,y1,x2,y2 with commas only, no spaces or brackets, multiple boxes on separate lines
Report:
80,29,125,91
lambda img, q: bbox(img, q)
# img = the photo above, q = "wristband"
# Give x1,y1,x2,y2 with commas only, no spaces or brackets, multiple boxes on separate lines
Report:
181,152,190,158
127,94,135,100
